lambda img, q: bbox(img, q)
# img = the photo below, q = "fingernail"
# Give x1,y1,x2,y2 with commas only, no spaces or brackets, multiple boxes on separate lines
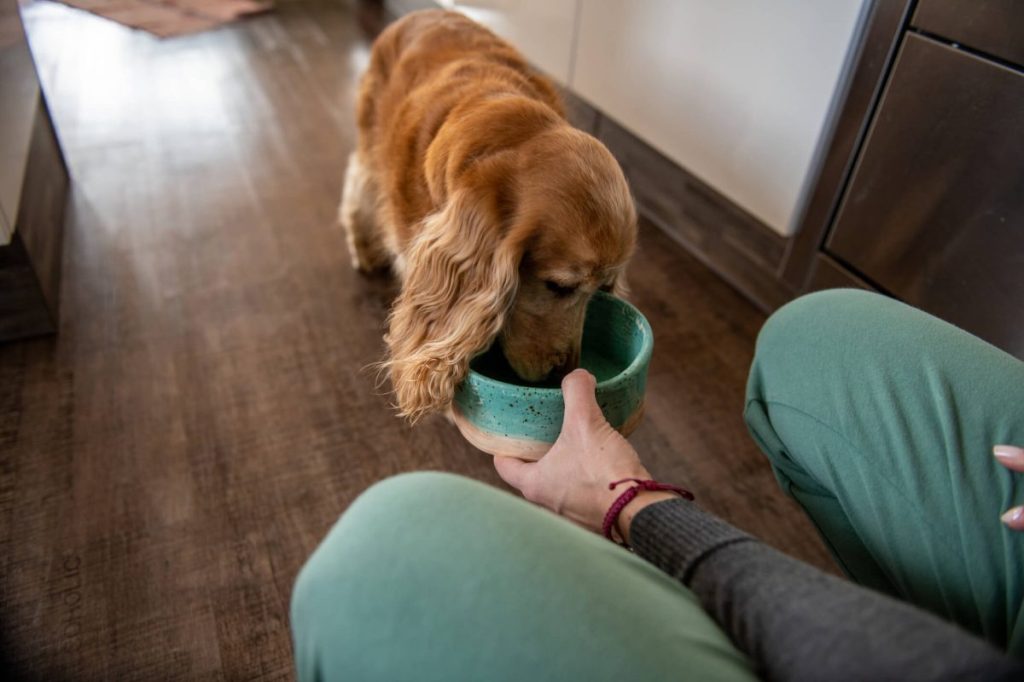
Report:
994,445,1024,461
562,369,593,388
1001,506,1024,526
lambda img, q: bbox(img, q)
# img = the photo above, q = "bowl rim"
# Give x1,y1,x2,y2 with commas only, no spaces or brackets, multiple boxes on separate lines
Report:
460,291,654,398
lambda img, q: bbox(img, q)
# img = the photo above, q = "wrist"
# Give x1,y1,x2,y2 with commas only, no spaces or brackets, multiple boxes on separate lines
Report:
596,468,651,528
600,477,694,544
616,491,679,545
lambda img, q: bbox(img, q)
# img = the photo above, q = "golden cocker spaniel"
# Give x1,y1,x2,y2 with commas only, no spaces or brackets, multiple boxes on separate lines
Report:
341,9,637,422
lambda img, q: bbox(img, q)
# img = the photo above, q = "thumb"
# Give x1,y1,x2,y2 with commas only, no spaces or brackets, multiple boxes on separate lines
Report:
994,446,1024,473
494,455,532,491
560,369,604,427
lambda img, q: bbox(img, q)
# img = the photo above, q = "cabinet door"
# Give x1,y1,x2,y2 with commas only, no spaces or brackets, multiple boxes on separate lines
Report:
913,0,1024,67
0,0,42,243
826,33,1024,358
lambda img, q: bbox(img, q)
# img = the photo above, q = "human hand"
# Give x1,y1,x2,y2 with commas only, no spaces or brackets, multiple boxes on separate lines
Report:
493,369,675,541
995,445,1024,531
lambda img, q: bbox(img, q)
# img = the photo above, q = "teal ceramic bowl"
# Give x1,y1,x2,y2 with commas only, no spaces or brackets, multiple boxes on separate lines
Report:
453,291,653,459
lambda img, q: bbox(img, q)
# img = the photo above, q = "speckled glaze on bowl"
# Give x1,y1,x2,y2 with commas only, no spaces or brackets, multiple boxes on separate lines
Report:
453,291,653,460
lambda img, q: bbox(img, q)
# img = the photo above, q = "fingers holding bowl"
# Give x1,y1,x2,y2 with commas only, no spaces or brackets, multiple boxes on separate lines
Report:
995,445,1024,531
994,445,1024,472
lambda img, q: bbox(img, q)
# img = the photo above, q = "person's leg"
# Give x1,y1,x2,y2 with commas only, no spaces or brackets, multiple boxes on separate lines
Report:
290,472,755,682
745,289,1024,653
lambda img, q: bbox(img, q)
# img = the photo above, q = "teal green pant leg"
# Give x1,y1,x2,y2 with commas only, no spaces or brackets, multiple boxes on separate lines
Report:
745,289,1024,653
290,472,755,682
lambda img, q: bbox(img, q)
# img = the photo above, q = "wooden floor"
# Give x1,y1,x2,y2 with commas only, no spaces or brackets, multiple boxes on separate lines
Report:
0,0,835,678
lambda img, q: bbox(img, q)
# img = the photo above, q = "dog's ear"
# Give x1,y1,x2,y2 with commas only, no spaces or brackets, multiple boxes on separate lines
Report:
384,187,523,422
607,272,631,298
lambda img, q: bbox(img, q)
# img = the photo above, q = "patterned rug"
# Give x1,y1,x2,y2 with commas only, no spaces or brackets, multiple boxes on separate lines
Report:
52,0,273,37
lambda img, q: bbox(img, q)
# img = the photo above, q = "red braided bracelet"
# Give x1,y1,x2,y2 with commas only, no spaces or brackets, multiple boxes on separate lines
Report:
601,478,694,543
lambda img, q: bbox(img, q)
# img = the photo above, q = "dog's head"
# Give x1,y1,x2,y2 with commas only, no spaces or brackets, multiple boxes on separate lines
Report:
386,102,636,421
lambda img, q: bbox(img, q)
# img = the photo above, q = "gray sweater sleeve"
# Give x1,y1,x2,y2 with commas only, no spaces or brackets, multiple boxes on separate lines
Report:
630,499,1024,682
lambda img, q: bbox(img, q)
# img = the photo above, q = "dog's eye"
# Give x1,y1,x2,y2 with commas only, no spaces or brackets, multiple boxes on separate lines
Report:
545,280,578,297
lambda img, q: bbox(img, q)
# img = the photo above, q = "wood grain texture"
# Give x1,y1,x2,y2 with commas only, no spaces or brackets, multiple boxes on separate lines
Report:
826,34,1024,359
780,0,913,291
0,232,55,339
806,252,873,293
1,0,835,678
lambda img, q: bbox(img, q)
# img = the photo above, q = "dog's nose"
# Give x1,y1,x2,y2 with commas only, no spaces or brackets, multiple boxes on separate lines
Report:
547,364,571,384
549,350,580,382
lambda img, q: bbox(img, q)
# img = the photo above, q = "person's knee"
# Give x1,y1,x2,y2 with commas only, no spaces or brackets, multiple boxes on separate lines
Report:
295,471,476,567
348,470,482,519
757,289,885,361
749,289,894,398
744,290,895,469
291,472,487,614
291,472,490,676
346,471,495,533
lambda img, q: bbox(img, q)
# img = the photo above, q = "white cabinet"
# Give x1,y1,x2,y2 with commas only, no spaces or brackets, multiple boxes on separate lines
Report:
446,0,578,85
386,0,579,84
572,0,866,235
0,0,42,244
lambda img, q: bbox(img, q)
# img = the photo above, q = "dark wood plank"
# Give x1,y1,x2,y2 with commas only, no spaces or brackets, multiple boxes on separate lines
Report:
912,0,1024,68
556,84,600,135
806,252,873,293
826,34,1024,359
780,0,913,290
0,232,55,339
626,217,835,556
1,1,836,678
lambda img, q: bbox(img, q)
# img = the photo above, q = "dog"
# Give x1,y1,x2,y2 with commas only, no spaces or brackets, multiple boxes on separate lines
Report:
341,9,637,422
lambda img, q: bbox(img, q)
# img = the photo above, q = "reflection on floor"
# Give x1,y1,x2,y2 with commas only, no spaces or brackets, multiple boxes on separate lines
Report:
0,0,835,677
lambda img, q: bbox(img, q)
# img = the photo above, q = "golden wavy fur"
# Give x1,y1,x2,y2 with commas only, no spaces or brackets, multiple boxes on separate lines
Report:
341,9,637,422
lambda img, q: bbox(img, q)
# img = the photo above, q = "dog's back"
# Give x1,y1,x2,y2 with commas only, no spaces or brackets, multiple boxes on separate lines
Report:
356,10,564,240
